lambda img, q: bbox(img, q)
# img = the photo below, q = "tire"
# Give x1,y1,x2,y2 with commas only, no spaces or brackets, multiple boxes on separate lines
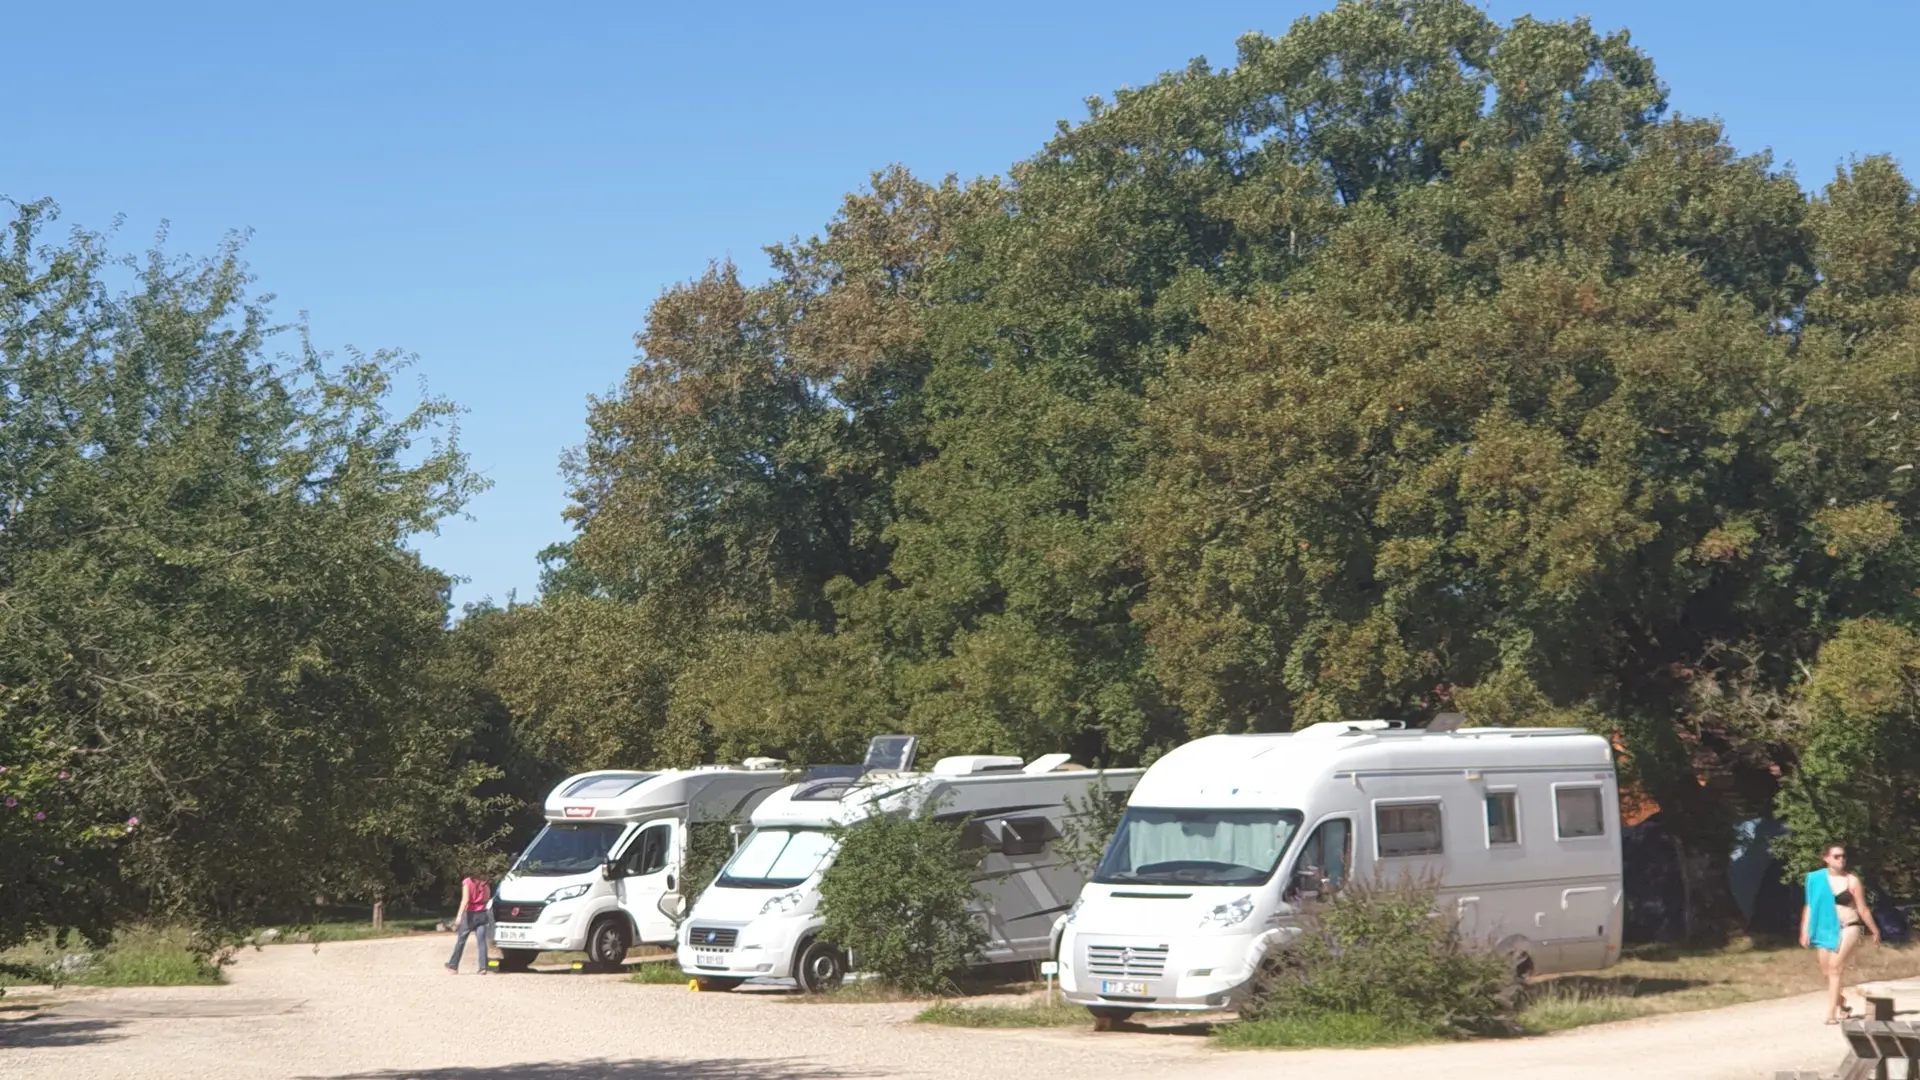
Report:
494,948,536,973
692,976,743,992
794,938,846,994
585,916,630,970
1088,1006,1134,1031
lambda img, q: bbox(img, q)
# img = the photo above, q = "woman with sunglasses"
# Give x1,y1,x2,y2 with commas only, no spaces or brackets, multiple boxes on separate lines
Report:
1801,842,1881,1024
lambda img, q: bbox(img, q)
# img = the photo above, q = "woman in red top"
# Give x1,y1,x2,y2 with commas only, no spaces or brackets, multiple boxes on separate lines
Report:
445,870,494,974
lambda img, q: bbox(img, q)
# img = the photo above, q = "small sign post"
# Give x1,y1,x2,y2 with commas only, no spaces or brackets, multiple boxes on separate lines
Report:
1040,960,1059,1006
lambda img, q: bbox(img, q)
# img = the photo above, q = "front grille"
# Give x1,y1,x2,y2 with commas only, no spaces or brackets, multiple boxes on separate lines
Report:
492,901,546,924
1084,942,1169,979
687,925,738,950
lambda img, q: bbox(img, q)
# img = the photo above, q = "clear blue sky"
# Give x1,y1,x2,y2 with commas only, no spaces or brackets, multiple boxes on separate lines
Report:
6,2,1915,610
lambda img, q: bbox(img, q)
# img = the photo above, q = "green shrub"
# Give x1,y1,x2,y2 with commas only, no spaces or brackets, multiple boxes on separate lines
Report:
1241,877,1518,1037
1056,777,1128,877
816,809,989,995
0,925,223,988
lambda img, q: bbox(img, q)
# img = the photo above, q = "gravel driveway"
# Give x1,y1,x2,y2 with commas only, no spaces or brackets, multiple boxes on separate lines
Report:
0,935,1864,1079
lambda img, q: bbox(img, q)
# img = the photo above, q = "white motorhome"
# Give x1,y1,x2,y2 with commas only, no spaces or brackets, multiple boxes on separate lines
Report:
1057,720,1622,1023
491,765,788,971
676,736,1142,992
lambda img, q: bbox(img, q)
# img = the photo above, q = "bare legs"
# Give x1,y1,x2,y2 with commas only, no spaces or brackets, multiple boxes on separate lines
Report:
1822,926,1865,1022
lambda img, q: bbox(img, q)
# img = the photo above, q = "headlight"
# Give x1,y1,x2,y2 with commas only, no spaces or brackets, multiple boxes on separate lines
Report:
1199,894,1255,929
760,889,805,916
1065,895,1084,925
545,883,590,904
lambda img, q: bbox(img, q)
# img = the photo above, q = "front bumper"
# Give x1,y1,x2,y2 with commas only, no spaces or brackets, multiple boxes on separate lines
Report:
1060,929,1281,1012
675,917,812,978
491,902,590,951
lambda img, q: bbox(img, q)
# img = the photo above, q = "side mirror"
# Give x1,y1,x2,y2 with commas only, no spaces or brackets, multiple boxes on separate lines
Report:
1289,867,1324,902
600,860,615,881
657,891,687,922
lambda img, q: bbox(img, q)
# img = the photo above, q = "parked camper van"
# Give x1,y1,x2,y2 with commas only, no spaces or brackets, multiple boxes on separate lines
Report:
491,765,788,971
1057,720,1622,1022
676,736,1142,992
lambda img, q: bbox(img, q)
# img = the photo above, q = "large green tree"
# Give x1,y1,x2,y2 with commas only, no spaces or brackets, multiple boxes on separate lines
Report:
0,199,492,942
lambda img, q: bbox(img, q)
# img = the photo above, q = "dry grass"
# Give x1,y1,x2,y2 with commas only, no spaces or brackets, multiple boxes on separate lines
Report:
915,998,1091,1028
1519,938,1920,1032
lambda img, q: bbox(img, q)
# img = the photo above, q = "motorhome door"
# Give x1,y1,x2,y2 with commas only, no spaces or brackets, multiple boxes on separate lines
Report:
612,819,678,944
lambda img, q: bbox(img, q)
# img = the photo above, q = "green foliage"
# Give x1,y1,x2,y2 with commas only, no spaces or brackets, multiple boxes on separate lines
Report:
1243,878,1519,1036
816,808,990,994
1056,777,1129,877
521,3,1920,897
0,198,493,942
1774,619,1920,893
678,820,737,918
0,925,224,987
628,961,690,985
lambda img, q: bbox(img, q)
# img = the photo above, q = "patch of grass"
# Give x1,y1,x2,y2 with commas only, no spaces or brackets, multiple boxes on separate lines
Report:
915,999,1091,1028
1517,937,1920,1032
0,925,222,988
1214,1010,1434,1048
782,977,930,1004
291,918,441,943
628,962,689,985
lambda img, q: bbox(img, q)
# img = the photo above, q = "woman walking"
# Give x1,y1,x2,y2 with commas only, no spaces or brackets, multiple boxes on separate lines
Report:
446,869,495,974
1800,842,1880,1023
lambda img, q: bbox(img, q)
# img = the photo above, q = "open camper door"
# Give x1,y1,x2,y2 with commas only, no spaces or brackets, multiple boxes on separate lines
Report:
610,818,679,945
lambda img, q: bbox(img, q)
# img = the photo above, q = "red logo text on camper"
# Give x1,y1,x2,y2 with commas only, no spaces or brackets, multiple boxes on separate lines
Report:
563,806,595,818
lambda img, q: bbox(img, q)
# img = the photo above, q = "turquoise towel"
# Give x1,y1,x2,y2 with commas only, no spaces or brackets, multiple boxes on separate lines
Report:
1806,869,1841,951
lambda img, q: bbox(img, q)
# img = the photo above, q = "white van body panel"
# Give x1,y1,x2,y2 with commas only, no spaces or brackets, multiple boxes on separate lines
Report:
492,767,787,957
677,759,1141,983
1058,723,1623,1013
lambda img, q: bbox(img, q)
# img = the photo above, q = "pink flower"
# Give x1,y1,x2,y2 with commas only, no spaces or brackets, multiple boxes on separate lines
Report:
4,797,15,807
127,816,140,826
33,811,45,821
57,770,68,780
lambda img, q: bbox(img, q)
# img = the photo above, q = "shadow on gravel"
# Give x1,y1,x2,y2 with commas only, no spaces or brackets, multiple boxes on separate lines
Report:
308,1059,884,1080
0,1017,128,1048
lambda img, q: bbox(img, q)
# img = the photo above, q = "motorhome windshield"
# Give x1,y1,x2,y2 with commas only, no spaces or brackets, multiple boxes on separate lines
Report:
715,827,836,889
1093,807,1304,887
515,823,624,876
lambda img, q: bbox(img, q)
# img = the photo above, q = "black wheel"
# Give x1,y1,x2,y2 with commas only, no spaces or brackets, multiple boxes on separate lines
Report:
692,976,743,992
794,938,846,994
494,948,536,973
1088,1006,1134,1031
585,917,630,969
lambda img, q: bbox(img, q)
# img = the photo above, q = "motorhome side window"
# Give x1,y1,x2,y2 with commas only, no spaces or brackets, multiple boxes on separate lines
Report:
1554,785,1606,839
626,823,670,875
1375,801,1443,857
1288,818,1351,900
1485,791,1519,846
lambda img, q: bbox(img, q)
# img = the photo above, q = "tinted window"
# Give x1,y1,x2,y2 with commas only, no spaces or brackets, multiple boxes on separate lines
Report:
515,823,624,876
1555,787,1605,839
1486,792,1519,846
622,822,671,876
1288,819,1352,900
1377,802,1443,857
1000,817,1052,857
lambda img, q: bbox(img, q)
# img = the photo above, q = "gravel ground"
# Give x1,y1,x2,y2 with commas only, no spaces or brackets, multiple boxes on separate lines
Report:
0,935,1867,1079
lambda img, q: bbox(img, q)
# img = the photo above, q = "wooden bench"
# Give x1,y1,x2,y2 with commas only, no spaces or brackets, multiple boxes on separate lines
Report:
1783,1018,1920,1080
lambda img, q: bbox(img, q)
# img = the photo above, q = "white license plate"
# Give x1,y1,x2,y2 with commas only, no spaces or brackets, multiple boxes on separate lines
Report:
495,926,532,943
1101,980,1148,996
693,951,728,968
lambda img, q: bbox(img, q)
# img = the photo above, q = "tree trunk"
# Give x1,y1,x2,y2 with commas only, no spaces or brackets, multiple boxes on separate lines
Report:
372,899,385,930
